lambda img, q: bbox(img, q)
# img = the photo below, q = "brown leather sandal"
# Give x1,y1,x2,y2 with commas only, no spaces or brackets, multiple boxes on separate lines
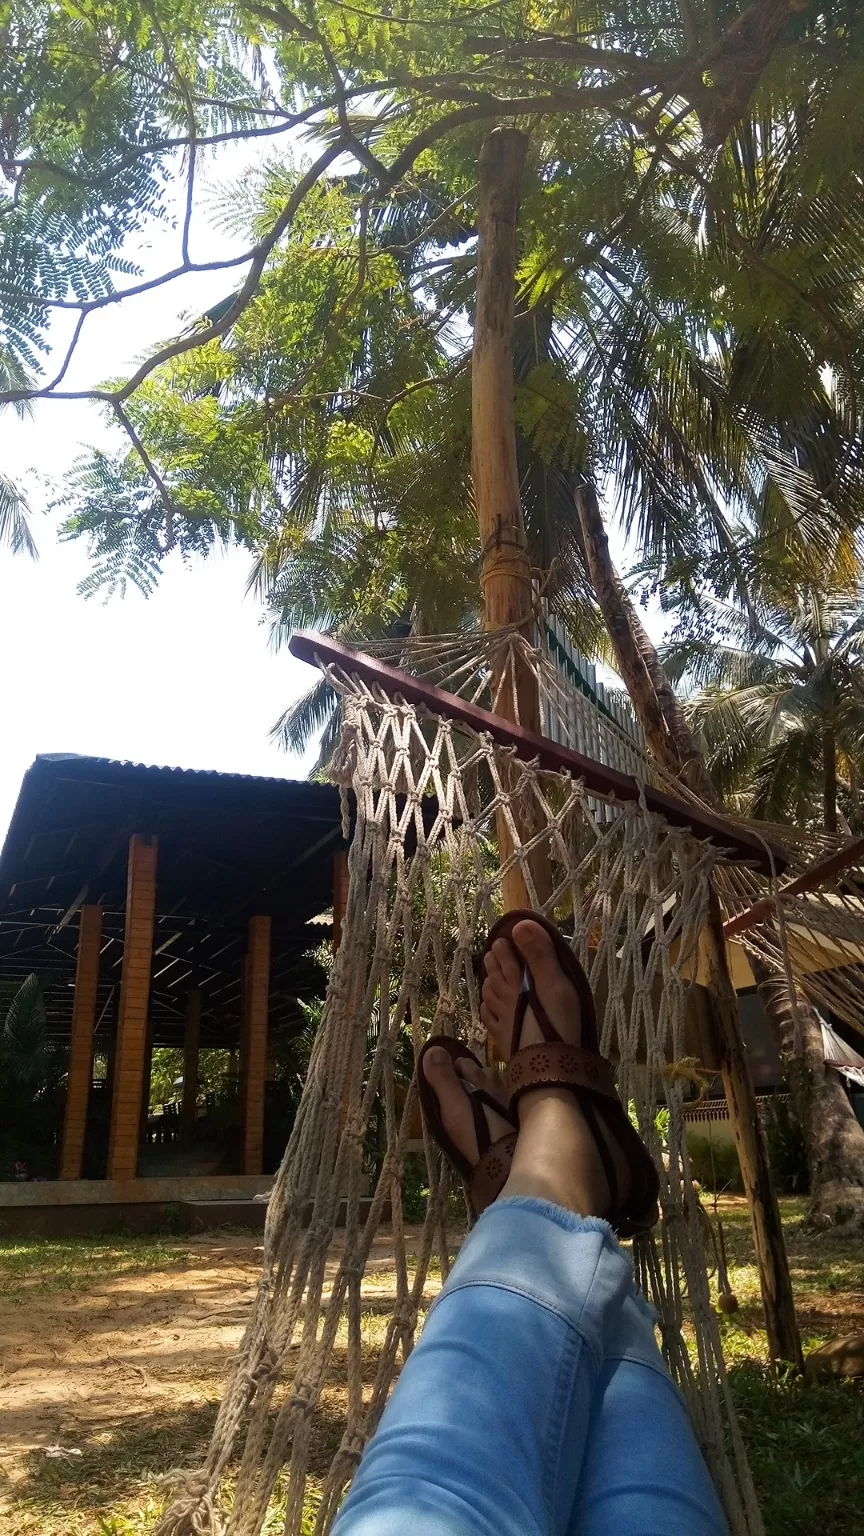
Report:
480,911,659,1238
416,1036,518,1217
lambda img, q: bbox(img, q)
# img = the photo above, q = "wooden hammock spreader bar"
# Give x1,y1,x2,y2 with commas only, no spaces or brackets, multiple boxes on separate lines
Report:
723,831,864,939
289,630,786,876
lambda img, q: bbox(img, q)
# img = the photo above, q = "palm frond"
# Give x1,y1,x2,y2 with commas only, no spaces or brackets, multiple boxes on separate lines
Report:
271,675,338,756
0,474,37,559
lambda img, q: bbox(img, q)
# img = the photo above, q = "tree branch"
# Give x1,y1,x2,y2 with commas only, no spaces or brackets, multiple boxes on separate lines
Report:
0,141,345,405
112,401,179,549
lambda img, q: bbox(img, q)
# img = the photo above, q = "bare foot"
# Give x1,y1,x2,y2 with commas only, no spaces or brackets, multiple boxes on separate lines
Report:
422,1047,514,1172
481,919,629,1219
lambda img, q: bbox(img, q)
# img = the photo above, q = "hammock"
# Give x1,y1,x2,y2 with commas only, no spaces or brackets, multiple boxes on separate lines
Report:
155,629,768,1536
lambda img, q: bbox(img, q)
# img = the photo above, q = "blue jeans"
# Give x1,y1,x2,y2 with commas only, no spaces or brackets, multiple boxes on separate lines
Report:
334,1198,729,1536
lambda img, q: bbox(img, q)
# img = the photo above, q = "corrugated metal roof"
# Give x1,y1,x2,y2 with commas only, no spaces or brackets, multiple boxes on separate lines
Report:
33,752,315,790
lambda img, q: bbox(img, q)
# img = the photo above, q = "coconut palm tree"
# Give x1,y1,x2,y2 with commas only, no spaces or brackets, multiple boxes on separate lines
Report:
663,573,864,834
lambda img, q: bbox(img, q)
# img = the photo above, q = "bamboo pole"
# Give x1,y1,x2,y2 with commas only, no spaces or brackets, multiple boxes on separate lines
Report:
472,127,550,910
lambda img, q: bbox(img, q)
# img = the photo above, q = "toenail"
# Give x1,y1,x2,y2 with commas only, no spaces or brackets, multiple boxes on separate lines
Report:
425,1046,450,1071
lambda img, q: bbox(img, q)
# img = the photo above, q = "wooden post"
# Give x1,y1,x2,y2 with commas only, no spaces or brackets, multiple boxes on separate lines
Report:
182,989,202,1146
473,127,550,910
59,905,103,1180
107,834,158,1181
332,849,349,953
241,915,271,1175
704,891,803,1368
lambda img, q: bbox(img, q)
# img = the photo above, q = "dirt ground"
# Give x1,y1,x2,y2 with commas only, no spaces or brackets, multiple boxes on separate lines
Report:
1,1202,862,1536
0,1226,440,1535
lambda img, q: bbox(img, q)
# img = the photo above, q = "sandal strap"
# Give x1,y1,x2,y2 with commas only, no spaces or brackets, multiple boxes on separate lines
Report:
509,981,559,1059
506,1040,617,1106
470,1131,518,1213
465,1082,516,1157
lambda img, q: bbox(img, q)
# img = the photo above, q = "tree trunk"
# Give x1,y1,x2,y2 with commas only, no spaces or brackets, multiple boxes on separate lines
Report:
575,485,719,804
823,722,838,834
473,128,550,909
576,479,802,1365
750,953,864,1231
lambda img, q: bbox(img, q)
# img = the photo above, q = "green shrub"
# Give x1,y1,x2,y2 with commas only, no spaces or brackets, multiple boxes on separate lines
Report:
401,1154,429,1222
687,1134,743,1193
763,1098,809,1194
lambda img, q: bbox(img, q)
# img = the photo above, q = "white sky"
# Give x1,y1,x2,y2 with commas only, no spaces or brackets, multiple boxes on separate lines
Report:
0,142,320,842
0,136,644,845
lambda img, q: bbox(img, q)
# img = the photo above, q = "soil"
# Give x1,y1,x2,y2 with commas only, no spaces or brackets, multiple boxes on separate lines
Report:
1,1201,862,1536
0,1226,438,1534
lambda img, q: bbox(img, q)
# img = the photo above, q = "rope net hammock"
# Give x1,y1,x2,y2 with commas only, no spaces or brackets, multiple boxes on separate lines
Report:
718,856,864,1046
156,631,768,1536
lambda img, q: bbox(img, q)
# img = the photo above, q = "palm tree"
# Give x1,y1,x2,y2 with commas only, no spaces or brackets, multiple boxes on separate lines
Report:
55,63,864,1231
663,574,864,835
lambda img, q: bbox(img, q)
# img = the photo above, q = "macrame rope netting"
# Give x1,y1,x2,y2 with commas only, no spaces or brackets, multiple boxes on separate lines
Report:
155,658,764,1536
717,858,864,1044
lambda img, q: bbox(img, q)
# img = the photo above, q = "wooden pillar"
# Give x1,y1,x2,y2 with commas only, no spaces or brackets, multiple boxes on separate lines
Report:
332,849,349,953
473,128,550,909
107,834,158,1181
704,892,803,1368
182,989,202,1145
59,905,103,1180
241,915,271,1174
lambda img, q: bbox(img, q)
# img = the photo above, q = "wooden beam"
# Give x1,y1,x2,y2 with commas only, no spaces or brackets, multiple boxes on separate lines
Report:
107,835,158,1181
704,891,804,1368
288,630,786,875
241,915,271,1175
59,905,103,1180
723,831,864,938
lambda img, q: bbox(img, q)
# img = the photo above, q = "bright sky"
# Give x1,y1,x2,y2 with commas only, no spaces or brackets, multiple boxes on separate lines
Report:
0,136,644,846
0,142,319,843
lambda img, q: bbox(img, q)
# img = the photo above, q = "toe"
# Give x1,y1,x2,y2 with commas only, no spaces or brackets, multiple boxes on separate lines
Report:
456,1056,515,1141
423,1044,459,1090
480,1000,499,1034
482,970,508,1009
511,920,583,1046
511,921,569,999
455,1055,485,1087
490,935,523,986
422,1046,480,1163
511,919,555,971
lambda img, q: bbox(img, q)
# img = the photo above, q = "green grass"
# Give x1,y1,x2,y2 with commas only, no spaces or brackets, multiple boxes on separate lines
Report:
0,1233,190,1302
730,1363,864,1536
2,1203,862,1535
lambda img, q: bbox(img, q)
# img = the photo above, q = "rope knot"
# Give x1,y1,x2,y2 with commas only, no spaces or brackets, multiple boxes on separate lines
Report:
391,1301,416,1334
663,1056,709,1104
341,1108,365,1147
292,1376,318,1417
342,1429,367,1463
247,1343,279,1390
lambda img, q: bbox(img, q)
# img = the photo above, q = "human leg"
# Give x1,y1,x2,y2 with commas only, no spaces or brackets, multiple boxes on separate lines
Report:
557,1269,728,1536
336,918,722,1536
332,1199,647,1536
